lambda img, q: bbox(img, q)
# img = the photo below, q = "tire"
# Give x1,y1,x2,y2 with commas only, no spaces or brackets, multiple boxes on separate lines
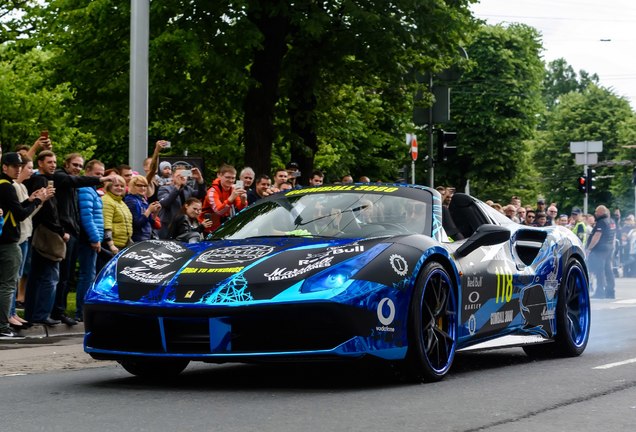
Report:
118,358,190,378
402,262,458,382
524,258,591,358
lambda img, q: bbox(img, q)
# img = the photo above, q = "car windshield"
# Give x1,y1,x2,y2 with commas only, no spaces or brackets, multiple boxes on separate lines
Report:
212,192,430,239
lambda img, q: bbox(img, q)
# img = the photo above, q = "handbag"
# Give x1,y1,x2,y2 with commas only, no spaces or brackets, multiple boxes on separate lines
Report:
31,224,67,262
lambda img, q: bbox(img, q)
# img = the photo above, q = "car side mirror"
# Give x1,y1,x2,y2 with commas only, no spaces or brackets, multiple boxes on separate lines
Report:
454,224,511,258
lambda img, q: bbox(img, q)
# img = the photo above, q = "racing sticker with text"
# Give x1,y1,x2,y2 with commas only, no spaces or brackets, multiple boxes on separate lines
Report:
241,240,376,300
460,264,522,339
116,241,195,301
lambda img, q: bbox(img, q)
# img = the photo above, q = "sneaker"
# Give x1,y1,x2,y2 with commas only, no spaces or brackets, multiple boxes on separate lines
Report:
0,329,25,340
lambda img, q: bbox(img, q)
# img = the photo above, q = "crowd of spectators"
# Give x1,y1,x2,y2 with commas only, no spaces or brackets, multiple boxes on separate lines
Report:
3,133,635,339
438,185,635,299
0,135,345,339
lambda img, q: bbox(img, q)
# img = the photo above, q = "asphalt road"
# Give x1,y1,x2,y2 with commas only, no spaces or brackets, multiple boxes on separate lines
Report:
2,279,636,432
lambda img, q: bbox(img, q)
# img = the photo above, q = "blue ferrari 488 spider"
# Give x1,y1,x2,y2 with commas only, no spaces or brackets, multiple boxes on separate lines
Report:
84,184,590,381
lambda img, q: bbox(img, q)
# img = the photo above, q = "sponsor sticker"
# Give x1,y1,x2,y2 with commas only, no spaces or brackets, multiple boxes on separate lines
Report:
181,266,244,274
120,266,176,284
376,298,396,332
264,257,333,281
197,245,275,265
298,243,364,265
490,310,514,325
389,254,408,276
144,240,187,254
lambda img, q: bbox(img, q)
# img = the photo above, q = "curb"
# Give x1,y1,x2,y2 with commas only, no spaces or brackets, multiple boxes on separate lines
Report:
16,322,85,339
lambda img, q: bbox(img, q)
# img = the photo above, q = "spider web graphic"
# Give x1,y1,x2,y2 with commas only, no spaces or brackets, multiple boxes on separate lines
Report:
200,274,253,304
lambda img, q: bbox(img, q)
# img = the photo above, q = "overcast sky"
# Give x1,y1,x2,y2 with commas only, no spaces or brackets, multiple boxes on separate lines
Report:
471,0,636,107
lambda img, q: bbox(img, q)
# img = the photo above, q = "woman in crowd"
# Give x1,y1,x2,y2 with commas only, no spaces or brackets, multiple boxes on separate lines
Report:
125,175,161,242
102,175,133,255
10,155,40,329
168,197,213,243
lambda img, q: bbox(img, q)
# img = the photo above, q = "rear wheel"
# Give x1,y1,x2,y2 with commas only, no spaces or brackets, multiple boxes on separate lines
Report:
402,262,457,382
118,358,190,378
524,258,590,358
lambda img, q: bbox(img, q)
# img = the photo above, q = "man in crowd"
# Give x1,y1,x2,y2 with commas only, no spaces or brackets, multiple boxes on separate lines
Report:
546,205,558,226
200,164,247,232
586,205,617,299
24,150,115,326
285,162,301,188
308,170,324,187
75,160,106,321
247,174,274,205
118,164,134,186
570,207,587,245
157,166,206,239
0,152,49,339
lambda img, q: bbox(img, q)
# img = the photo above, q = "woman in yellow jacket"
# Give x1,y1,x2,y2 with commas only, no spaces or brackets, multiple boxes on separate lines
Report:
102,174,133,255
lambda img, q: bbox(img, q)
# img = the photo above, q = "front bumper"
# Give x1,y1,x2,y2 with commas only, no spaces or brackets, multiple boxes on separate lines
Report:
83,302,407,362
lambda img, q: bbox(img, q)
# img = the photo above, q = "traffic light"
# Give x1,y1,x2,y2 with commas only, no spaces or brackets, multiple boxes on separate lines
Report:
436,129,457,161
577,176,588,193
587,168,596,192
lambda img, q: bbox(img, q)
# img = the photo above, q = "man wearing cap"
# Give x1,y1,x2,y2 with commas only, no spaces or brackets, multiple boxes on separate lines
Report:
570,207,587,245
535,198,546,214
285,162,301,189
0,153,49,339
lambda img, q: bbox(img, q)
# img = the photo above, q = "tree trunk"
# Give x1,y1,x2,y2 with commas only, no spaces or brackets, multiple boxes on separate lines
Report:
243,4,291,177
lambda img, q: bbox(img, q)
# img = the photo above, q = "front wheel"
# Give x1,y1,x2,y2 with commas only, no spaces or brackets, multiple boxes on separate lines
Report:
402,262,457,382
118,358,190,378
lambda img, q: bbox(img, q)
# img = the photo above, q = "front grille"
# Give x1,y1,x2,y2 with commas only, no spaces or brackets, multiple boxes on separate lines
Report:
85,303,375,356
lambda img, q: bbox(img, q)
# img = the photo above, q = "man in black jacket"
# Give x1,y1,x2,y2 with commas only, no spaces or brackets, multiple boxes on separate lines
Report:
0,152,48,339
24,151,116,326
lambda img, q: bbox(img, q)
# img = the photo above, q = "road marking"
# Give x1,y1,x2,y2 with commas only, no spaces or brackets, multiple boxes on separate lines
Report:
594,357,636,370
0,373,27,377
615,299,636,304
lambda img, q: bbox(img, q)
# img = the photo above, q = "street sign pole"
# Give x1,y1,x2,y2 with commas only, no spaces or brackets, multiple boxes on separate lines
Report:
583,164,588,215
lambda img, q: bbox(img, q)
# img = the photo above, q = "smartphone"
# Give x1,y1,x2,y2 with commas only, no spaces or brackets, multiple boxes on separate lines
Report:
204,213,213,221
47,180,54,187
40,130,49,140
163,141,171,148
181,169,192,178
235,180,244,189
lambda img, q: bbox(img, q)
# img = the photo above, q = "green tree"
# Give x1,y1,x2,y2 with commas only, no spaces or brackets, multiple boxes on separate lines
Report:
543,58,599,110
31,0,476,181
533,85,634,213
0,45,95,158
436,23,545,202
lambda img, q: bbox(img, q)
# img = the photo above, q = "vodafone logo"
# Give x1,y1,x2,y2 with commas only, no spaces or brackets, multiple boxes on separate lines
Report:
377,298,396,326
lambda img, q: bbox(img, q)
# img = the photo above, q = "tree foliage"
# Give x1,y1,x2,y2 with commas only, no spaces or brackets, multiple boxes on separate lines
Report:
533,84,634,213
435,23,545,203
0,45,96,158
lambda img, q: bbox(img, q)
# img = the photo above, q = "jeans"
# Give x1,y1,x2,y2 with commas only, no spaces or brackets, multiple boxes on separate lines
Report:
0,243,21,333
76,241,98,320
24,248,60,323
589,248,615,298
10,240,31,317
52,233,79,318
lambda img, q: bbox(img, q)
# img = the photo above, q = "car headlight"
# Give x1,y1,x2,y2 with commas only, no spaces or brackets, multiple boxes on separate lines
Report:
300,243,389,294
85,256,119,302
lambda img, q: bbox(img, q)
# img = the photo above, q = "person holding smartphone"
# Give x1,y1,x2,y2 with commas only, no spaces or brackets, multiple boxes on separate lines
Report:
199,163,247,233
